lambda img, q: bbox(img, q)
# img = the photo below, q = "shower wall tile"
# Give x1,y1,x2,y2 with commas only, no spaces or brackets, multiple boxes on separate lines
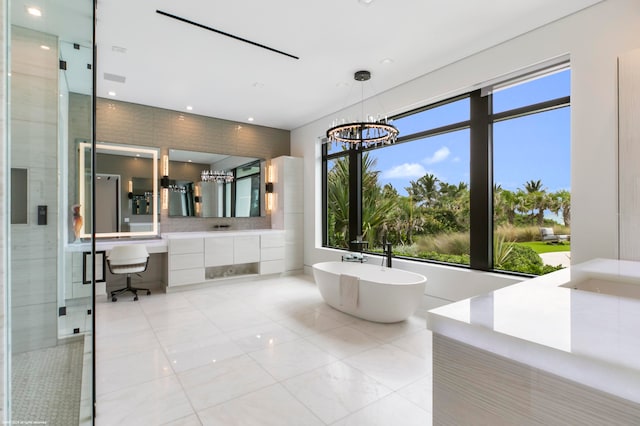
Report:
10,26,59,353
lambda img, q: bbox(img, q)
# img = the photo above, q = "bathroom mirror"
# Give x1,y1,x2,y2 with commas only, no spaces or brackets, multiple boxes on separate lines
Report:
78,142,159,238
168,149,264,218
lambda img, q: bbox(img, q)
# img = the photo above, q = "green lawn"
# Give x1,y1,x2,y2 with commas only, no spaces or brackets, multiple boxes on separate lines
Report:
516,241,571,254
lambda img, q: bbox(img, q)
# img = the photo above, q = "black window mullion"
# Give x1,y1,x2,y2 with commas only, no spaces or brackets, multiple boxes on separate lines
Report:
348,147,362,251
491,95,570,123
321,142,328,246
469,90,492,271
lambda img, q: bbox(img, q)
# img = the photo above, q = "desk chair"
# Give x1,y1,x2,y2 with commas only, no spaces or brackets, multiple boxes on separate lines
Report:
107,245,151,302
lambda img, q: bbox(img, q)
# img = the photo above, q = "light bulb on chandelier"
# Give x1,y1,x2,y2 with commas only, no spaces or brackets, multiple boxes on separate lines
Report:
326,70,399,149
201,170,234,183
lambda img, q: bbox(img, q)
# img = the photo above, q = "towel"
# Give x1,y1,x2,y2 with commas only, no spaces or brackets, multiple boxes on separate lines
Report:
340,274,359,309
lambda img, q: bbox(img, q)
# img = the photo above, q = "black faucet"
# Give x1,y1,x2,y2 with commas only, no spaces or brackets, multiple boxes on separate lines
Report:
383,241,393,268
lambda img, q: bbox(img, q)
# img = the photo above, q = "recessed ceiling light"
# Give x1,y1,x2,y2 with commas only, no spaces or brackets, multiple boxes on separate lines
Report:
248,117,254,122
108,91,116,96
27,7,42,17
186,105,193,111
40,45,50,51
358,0,373,5
380,57,394,65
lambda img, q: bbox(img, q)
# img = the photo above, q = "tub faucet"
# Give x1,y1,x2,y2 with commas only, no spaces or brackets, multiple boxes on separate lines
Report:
383,241,393,268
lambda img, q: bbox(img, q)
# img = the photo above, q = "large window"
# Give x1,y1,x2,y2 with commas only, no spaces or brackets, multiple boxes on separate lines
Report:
492,69,571,274
323,66,570,275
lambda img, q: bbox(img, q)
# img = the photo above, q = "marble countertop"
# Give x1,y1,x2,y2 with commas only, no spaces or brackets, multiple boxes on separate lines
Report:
66,238,168,253
427,258,640,404
161,229,284,239
65,229,284,252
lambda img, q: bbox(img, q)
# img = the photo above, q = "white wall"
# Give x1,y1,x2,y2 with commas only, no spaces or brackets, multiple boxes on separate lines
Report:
292,0,640,303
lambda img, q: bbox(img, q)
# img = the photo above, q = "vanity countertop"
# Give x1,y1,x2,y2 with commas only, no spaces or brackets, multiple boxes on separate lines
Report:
65,229,285,252
427,258,640,404
66,238,168,253
161,229,285,239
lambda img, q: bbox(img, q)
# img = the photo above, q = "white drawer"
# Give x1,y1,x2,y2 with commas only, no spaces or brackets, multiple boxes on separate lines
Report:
169,268,205,286
261,233,285,248
204,236,234,267
260,260,285,275
169,238,203,255
234,235,260,264
260,246,285,261
169,253,203,271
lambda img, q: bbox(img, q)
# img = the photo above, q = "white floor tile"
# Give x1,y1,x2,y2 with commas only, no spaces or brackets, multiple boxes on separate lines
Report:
197,383,323,426
342,344,431,390
276,310,347,337
226,322,302,353
348,315,426,342
96,376,193,426
391,329,433,359
164,334,245,373
153,319,223,350
95,274,433,426
283,361,392,424
145,306,211,330
96,311,151,338
96,348,173,396
161,414,203,426
178,354,275,411
304,326,382,359
397,376,433,413
331,393,431,426
249,339,337,381
96,328,162,361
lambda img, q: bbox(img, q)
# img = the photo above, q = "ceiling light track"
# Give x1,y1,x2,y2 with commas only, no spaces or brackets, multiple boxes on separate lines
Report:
156,10,299,60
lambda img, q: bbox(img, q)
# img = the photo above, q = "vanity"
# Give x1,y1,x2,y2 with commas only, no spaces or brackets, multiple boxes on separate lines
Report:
427,258,640,424
163,229,285,288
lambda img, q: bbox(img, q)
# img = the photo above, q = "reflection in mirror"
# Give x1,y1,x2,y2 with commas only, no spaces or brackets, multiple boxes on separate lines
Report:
168,149,264,218
79,142,159,238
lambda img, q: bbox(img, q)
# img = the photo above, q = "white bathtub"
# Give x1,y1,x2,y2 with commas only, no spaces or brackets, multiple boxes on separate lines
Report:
312,261,427,323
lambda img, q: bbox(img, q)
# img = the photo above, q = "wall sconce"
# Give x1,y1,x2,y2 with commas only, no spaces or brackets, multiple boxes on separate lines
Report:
127,180,133,199
161,154,170,188
161,154,170,210
265,163,274,211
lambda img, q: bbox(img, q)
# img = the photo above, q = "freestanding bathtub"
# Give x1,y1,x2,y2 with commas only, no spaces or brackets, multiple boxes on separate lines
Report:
312,261,427,323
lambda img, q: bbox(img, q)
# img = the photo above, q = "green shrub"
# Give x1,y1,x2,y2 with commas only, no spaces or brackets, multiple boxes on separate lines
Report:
496,245,563,275
415,251,470,265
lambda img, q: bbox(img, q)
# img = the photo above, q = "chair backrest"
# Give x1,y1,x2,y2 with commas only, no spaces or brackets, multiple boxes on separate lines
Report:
107,244,149,274
539,227,554,237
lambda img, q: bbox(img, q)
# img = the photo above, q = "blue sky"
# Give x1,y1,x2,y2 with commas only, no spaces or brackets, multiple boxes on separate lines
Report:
369,69,571,196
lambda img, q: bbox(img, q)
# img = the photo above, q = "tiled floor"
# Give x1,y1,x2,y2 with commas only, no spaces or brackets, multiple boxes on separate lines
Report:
95,274,433,425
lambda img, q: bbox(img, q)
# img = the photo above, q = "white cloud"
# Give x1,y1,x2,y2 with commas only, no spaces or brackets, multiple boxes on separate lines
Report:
424,147,450,164
382,163,427,179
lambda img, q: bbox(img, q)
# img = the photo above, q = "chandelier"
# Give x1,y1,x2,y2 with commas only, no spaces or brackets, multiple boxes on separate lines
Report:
201,170,234,183
326,70,399,149
167,184,187,194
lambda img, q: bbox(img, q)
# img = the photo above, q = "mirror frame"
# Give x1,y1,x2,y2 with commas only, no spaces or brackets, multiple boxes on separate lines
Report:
79,142,159,238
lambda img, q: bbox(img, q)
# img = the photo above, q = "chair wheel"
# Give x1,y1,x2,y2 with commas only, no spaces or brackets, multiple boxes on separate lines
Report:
111,297,117,302
133,295,139,301
147,290,151,295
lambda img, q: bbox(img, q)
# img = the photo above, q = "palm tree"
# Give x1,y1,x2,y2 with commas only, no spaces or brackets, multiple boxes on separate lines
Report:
552,189,571,226
326,157,350,247
361,154,394,246
406,173,440,208
523,179,548,226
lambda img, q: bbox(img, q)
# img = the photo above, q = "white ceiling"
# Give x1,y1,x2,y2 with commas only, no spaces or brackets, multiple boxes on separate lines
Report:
14,0,603,131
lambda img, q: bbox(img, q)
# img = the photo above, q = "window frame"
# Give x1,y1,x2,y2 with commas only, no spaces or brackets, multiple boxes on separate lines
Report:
322,67,570,276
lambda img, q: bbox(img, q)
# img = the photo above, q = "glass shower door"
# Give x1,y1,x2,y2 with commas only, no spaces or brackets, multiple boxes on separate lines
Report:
5,1,95,424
